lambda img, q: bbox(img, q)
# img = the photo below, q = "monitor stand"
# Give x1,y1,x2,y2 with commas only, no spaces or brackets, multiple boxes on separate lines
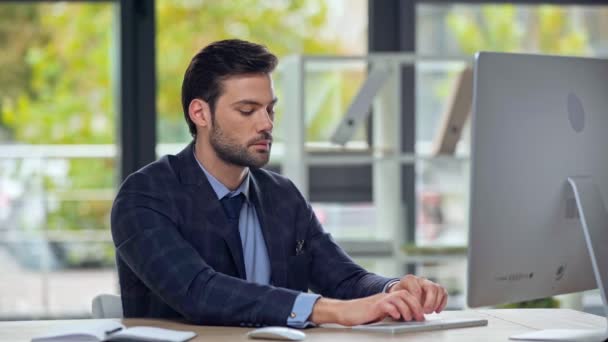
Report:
510,176,608,342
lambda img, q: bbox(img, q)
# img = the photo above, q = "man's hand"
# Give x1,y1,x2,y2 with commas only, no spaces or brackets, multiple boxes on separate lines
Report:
310,290,425,326
387,275,448,314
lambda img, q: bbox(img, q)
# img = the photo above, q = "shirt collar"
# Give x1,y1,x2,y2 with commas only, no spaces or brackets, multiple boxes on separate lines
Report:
193,151,250,201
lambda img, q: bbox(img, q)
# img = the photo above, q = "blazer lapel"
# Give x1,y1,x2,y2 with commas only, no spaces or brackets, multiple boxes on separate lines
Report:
176,143,247,280
249,173,288,288
202,201,247,280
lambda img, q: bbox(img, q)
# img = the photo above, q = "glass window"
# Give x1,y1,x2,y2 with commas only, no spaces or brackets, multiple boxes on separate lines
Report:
415,3,608,246
155,0,368,148
415,3,608,308
0,2,118,318
418,4,608,57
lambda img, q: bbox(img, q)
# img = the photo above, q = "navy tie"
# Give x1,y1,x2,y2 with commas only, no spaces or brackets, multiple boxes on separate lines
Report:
220,193,247,279
221,193,245,221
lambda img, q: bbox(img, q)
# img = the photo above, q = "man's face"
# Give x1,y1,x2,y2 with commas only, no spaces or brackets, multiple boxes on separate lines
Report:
208,73,276,169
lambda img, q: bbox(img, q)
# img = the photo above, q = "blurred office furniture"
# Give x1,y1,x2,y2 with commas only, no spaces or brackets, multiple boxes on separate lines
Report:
91,294,122,319
432,67,473,156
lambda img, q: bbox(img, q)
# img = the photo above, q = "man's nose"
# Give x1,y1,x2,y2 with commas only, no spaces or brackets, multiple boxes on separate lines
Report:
257,110,274,132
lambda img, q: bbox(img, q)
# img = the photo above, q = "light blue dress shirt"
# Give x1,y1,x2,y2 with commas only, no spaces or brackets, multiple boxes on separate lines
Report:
195,157,320,327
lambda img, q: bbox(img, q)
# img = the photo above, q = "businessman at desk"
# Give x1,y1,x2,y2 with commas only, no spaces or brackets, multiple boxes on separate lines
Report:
111,39,448,328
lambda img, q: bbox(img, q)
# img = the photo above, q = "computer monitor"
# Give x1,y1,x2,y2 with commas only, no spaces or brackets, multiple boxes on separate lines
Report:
467,52,608,341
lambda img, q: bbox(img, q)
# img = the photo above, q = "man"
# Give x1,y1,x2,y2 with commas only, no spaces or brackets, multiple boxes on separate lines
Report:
111,39,448,328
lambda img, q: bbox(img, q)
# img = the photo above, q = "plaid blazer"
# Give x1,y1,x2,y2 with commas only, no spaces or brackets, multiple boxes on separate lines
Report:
111,143,394,326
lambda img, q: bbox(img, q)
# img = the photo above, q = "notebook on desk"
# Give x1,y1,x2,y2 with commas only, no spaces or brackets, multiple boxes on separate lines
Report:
323,315,488,334
31,320,196,342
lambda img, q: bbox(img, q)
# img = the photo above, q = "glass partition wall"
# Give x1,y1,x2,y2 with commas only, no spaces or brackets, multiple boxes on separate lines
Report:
0,1,119,319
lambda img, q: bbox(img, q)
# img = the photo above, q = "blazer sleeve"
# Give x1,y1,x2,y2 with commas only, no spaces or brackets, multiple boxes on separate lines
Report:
289,181,396,299
111,172,300,326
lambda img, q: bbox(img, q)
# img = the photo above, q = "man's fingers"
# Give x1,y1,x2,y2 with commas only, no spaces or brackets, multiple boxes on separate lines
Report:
388,295,413,321
395,275,449,314
395,291,425,321
421,281,438,314
437,289,449,313
433,287,446,312
381,302,401,320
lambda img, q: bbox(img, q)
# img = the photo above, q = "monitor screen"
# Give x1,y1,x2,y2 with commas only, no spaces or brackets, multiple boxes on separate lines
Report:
466,52,608,308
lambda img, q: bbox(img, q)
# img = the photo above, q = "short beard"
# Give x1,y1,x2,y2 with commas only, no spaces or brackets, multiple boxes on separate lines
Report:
209,119,271,169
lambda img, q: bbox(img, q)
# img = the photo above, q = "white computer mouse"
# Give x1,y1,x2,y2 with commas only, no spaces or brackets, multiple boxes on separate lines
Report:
247,326,306,341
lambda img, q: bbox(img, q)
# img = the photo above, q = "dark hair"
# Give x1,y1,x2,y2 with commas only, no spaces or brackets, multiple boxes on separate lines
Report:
181,39,278,138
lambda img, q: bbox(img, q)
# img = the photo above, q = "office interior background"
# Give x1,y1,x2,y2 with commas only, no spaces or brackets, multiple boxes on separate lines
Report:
0,0,607,320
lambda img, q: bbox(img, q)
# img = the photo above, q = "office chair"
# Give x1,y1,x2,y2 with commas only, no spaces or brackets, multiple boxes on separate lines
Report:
91,294,123,318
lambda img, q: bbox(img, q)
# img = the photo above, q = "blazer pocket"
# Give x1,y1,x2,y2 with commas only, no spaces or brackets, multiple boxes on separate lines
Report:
287,253,311,292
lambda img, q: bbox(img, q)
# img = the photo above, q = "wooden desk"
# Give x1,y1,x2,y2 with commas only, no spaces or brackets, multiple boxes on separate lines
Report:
1,309,605,341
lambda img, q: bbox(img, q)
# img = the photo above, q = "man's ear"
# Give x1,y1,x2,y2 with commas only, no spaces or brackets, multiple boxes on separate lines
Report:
188,98,213,129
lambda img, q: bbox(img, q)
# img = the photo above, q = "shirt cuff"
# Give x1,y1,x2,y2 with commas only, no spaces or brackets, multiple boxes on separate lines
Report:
383,279,400,293
286,293,321,328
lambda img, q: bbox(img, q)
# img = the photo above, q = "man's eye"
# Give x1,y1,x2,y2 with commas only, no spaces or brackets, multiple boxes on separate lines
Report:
238,109,254,115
